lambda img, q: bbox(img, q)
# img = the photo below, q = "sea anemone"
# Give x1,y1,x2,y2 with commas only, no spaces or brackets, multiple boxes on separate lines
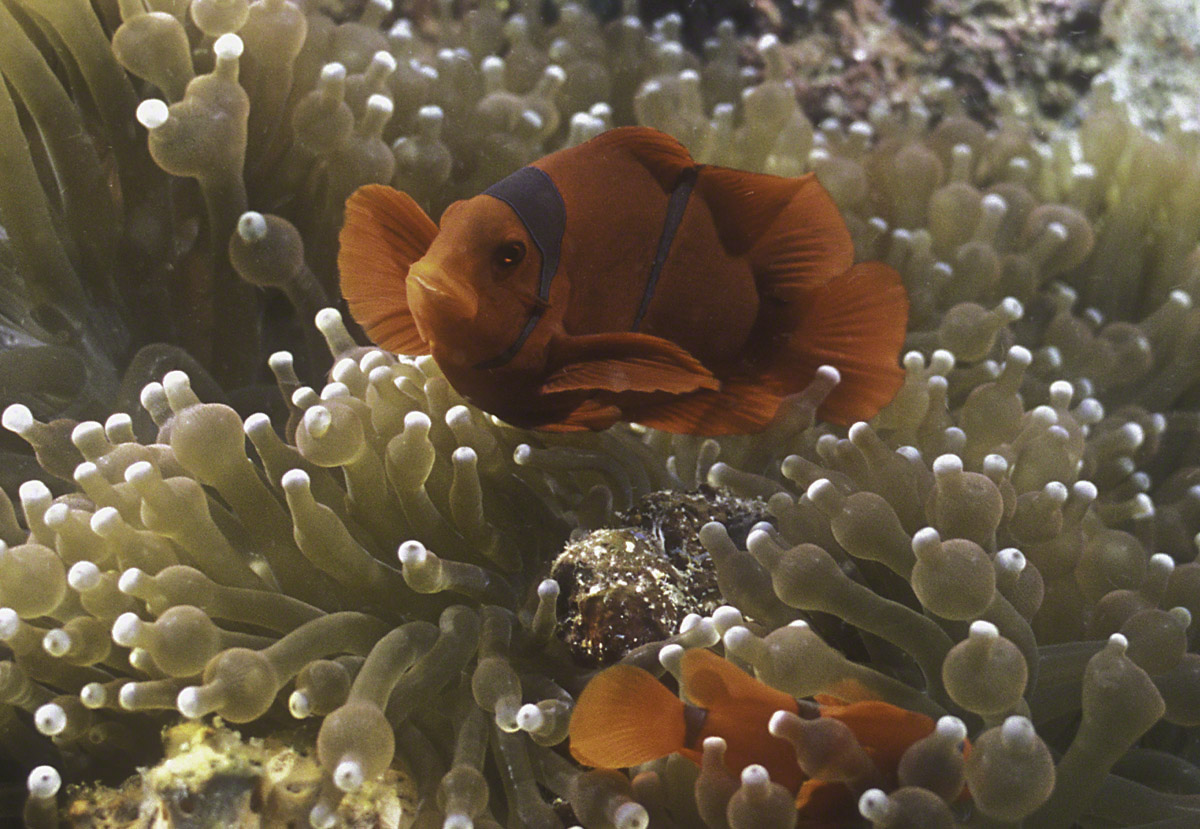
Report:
0,1,1198,827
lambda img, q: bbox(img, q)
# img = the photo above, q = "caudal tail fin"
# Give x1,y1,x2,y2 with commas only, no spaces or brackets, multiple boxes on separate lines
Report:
569,664,687,768
779,261,909,425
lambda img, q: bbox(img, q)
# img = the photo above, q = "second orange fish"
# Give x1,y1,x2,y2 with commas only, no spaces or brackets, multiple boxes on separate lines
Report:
569,648,937,826
339,127,908,434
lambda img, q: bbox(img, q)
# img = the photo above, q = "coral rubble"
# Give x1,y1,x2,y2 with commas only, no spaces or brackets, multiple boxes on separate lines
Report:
0,0,1199,828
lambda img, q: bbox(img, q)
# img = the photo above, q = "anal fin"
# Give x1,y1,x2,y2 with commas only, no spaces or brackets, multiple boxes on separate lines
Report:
535,399,623,432
622,378,786,435
542,332,719,396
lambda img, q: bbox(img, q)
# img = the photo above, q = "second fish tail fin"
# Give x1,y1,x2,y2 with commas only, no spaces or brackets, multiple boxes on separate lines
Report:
569,664,688,769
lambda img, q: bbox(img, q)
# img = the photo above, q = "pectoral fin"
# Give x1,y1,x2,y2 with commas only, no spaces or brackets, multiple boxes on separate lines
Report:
542,332,720,396
338,185,438,355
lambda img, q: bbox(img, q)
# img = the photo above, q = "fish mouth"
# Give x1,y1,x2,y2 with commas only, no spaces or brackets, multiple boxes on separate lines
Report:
408,266,441,294
407,261,478,319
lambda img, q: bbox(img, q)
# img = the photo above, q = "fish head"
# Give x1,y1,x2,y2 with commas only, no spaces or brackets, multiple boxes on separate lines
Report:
406,195,546,364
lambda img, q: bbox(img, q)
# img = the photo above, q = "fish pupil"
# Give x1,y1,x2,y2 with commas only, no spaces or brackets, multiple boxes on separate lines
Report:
494,241,526,270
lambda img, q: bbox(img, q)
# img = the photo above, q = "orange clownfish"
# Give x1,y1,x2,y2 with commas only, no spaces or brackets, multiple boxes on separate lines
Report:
338,127,908,435
568,648,936,824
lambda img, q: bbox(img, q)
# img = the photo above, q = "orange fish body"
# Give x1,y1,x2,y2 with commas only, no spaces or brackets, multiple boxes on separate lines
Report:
568,649,936,822
339,127,908,434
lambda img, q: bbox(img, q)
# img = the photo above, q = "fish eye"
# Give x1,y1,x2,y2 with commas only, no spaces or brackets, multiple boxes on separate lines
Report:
493,241,526,270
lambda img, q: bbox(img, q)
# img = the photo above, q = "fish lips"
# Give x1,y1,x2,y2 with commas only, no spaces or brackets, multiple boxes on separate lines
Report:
406,262,479,331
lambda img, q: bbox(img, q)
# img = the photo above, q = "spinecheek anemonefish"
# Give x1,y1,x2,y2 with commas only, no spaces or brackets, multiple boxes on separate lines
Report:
568,648,942,827
338,126,908,434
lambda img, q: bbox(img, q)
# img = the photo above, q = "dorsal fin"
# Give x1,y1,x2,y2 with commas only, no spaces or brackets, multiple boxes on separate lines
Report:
338,184,437,355
569,664,687,768
567,126,696,191
681,649,804,794
818,699,935,776
695,166,854,291
680,648,796,715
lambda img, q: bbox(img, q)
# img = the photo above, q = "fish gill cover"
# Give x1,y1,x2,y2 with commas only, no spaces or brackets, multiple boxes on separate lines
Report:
0,0,1197,827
